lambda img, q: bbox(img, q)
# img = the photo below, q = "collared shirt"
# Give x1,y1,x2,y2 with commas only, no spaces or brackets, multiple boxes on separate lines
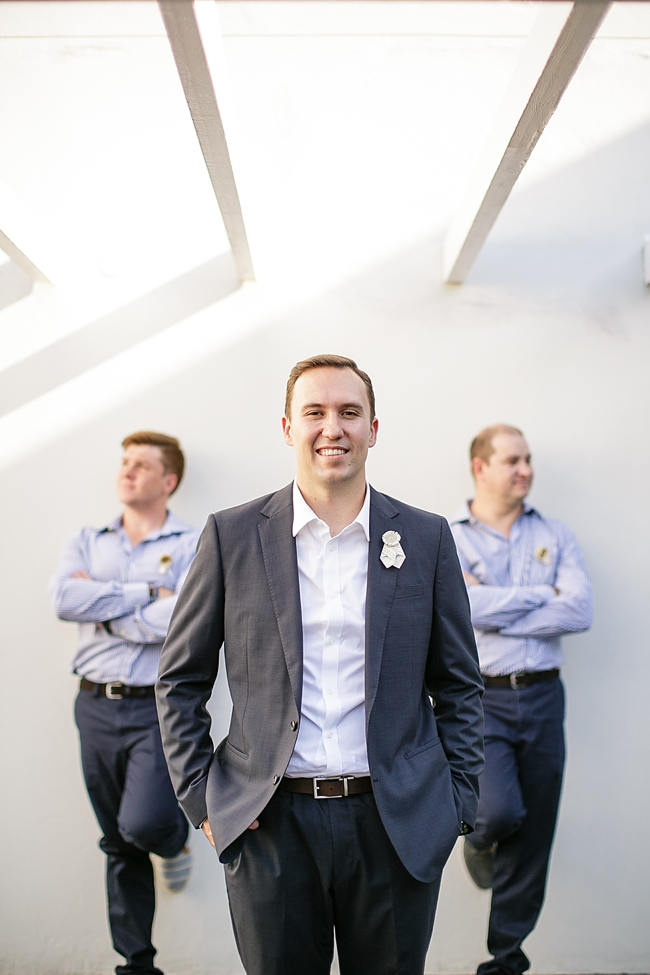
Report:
286,480,370,777
450,502,592,676
50,512,199,686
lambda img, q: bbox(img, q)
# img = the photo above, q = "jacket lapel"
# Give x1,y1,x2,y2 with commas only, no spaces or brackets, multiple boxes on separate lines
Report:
365,488,400,717
257,485,303,709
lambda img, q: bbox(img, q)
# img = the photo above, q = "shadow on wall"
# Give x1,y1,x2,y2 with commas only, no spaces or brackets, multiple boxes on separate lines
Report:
465,121,650,290
0,252,240,418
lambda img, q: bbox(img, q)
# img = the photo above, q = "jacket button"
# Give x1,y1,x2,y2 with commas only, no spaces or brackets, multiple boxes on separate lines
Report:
290,720,298,731
272,775,279,784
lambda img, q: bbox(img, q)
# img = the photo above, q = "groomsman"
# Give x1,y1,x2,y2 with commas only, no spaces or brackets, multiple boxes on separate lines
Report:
156,354,484,975
451,423,592,975
51,431,199,975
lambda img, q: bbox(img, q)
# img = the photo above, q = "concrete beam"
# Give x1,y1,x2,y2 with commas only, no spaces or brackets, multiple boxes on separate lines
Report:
159,0,254,282
443,0,611,284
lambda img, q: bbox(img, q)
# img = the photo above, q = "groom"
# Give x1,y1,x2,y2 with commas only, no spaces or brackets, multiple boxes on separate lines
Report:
156,353,483,975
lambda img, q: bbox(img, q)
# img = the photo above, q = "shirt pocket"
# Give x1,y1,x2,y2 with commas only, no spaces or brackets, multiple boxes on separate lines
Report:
153,551,177,585
527,543,558,584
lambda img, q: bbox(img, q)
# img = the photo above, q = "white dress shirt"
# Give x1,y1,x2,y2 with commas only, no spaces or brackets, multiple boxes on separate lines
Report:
286,481,370,777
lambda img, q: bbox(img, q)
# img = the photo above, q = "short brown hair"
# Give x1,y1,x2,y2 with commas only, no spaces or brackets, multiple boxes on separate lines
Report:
470,424,524,465
121,431,185,494
284,354,376,419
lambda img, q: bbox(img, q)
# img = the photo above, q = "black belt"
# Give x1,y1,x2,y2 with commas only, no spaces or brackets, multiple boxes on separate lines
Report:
79,677,155,700
483,668,560,689
281,775,372,799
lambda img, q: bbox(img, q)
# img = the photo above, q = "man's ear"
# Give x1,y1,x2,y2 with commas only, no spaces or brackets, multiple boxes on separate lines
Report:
164,473,179,496
281,416,293,446
368,417,379,448
471,456,483,480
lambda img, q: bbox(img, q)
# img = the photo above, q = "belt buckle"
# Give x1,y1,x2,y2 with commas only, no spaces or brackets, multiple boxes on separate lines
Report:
313,775,353,799
509,673,524,689
105,682,125,700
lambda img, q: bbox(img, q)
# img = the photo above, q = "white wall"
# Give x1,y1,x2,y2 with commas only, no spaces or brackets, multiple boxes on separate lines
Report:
1,4,649,973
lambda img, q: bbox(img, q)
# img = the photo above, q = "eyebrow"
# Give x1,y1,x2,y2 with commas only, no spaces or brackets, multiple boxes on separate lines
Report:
301,401,366,412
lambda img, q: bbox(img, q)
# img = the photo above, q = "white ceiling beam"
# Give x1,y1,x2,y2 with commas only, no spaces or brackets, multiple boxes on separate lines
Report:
0,182,53,284
0,230,49,285
158,0,254,282
442,0,610,285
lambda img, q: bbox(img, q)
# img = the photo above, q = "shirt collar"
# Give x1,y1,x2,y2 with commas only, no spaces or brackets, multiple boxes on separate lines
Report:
450,500,539,526
101,510,190,539
292,480,371,540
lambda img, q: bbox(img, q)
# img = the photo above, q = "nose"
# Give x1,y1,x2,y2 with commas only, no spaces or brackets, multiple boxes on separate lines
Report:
322,412,343,439
517,459,532,477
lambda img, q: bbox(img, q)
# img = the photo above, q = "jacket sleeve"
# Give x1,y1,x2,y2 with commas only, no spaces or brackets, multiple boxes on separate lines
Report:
427,519,484,829
156,515,224,828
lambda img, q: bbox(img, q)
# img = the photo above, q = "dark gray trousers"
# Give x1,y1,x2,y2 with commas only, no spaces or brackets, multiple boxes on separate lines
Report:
75,690,188,974
224,789,441,975
470,678,565,975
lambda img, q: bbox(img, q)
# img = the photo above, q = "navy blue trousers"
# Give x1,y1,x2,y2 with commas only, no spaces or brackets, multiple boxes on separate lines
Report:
224,789,441,975
74,690,188,975
468,678,565,975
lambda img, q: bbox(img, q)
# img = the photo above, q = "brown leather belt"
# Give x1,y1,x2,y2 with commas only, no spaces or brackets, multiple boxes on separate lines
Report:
80,677,155,700
281,775,373,799
483,668,560,690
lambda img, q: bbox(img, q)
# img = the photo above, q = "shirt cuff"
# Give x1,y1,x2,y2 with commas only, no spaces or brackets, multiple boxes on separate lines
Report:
533,584,557,602
122,582,152,612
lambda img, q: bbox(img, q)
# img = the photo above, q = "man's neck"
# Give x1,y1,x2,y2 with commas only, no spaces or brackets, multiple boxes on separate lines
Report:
297,480,367,537
469,495,524,538
121,503,168,547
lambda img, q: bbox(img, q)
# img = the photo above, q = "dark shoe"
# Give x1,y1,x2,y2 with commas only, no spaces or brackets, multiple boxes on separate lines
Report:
463,837,495,889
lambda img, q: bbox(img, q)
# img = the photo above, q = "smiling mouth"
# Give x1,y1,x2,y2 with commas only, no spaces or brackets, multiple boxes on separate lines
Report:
317,448,348,456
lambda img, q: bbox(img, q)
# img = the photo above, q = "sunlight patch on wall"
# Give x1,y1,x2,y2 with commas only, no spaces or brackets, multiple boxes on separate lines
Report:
0,281,270,471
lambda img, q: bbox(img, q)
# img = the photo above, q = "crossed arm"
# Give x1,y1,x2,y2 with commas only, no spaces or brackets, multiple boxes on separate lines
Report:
50,534,186,643
462,529,592,638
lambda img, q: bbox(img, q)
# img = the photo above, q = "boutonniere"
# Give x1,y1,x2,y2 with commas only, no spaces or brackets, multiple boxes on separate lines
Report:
158,554,173,574
535,546,551,565
380,530,406,569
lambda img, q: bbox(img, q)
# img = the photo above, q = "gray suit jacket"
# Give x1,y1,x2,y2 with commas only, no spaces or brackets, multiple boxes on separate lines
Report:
156,484,483,883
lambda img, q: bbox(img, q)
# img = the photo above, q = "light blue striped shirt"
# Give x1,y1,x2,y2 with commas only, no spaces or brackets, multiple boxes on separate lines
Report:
450,503,592,676
50,512,199,686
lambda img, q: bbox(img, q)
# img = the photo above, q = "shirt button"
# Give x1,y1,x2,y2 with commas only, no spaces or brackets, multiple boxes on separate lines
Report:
290,720,298,731
273,775,280,784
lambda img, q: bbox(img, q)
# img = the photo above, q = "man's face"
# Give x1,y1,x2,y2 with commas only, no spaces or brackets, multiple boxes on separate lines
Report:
282,367,378,493
116,444,177,508
476,432,533,504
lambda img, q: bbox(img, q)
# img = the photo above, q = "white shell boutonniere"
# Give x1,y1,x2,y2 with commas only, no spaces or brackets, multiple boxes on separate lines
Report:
380,530,406,569
158,554,173,574
535,546,551,565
